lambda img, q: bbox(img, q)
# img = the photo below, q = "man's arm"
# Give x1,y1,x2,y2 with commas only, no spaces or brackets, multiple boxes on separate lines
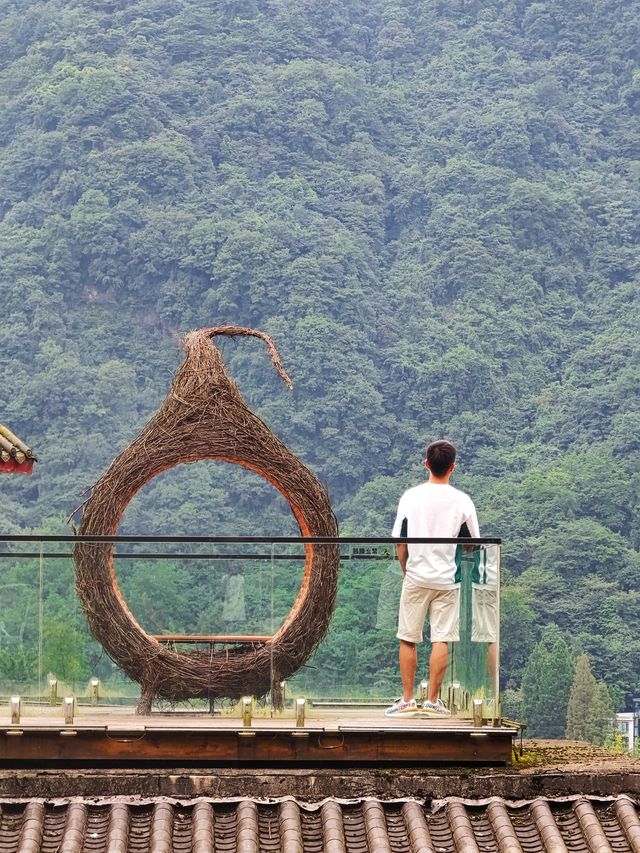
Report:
392,493,409,575
465,503,480,537
394,514,409,575
459,520,474,553
391,506,409,575
462,503,480,552
396,543,408,576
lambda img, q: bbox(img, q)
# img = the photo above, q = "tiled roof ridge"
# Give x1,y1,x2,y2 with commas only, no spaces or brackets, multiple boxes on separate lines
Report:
0,794,638,808
0,795,640,853
1,794,639,853
0,422,36,472
0,423,34,460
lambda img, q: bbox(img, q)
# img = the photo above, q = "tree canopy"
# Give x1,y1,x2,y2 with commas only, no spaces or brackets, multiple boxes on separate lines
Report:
1,0,639,711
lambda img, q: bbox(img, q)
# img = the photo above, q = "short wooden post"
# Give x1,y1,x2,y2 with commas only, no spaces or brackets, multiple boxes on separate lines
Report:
10,697,20,724
242,696,253,727
64,696,75,725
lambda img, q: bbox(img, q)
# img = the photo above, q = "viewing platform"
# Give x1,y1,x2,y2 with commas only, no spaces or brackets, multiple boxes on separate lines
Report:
0,704,517,766
0,535,511,766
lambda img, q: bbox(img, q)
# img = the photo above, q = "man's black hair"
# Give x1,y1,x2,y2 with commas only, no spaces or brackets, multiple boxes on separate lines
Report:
426,440,457,477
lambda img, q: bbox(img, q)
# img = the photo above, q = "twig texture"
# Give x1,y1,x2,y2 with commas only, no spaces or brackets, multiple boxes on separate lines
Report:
74,326,339,711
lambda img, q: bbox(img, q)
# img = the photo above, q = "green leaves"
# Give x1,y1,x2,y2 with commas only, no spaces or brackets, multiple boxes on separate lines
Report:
522,625,574,737
566,653,614,745
0,0,639,706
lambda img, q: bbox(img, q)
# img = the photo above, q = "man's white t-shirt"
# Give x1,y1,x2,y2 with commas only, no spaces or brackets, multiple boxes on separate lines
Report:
392,482,480,589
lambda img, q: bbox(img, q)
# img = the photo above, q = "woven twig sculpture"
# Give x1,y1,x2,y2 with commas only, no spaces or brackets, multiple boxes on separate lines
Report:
74,326,339,713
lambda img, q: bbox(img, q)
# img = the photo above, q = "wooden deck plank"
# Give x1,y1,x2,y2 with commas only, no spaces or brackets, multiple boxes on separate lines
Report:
0,710,513,733
0,707,515,765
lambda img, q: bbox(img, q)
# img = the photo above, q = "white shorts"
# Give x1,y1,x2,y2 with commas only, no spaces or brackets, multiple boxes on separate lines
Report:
471,588,498,643
397,577,460,643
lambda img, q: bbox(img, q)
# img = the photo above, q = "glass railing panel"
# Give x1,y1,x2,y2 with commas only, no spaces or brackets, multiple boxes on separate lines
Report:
283,540,500,721
1,536,500,723
283,542,401,713
41,548,117,715
266,541,350,718
0,544,42,714
264,541,305,718
111,540,276,714
113,541,276,637
447,542,500,719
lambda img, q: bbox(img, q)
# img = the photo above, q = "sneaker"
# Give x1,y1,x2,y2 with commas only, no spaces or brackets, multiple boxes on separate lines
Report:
384,697,418,717
421,698,451,716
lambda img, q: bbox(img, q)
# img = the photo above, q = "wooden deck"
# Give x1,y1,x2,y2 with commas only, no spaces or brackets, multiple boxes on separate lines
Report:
0,706,516,765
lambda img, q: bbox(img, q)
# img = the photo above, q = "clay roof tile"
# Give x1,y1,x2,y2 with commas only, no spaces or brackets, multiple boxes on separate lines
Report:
0,796,637,853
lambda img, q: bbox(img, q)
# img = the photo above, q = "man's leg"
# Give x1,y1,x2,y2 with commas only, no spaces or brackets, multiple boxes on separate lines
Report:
427,588,460,703
399,640,417,701
396,578,429,702
427,642,449,703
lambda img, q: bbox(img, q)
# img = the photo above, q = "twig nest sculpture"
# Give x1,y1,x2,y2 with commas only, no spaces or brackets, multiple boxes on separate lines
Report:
74,326,339,713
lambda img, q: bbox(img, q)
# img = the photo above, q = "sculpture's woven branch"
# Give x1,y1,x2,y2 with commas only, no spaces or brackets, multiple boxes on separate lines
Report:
74,327,339,712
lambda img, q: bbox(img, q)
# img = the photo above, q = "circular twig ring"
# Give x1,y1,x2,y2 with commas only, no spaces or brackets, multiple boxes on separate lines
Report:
74,327,339,711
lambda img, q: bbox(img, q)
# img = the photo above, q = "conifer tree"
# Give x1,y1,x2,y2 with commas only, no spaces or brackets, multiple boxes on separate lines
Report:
522,625,574,738
588,682,615,747
566,653,615,745
566,653,597,741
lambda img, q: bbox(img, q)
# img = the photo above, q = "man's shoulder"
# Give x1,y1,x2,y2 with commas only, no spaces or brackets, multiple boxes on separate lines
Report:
399,482,430,502
448,483,472,498
449,483,473,504
448,484,476,509
398,482,476,509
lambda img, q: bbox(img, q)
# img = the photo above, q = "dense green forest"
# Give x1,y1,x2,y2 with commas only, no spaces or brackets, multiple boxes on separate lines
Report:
1,0,639,729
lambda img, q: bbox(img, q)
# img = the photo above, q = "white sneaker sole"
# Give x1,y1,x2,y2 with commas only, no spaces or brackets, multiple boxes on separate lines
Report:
384,707,418,717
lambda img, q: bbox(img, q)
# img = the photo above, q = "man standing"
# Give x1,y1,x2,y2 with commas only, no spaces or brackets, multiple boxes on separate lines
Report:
386,440,479,716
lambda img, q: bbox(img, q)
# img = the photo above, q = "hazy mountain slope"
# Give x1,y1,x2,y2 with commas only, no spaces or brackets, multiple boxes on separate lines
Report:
1,0,639,702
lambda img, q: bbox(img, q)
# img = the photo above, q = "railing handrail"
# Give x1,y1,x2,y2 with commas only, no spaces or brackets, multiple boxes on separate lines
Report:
0,534,501,544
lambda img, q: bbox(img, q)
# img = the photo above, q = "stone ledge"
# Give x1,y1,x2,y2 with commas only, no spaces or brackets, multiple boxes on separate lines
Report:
1,742,637,800
1,768,639,801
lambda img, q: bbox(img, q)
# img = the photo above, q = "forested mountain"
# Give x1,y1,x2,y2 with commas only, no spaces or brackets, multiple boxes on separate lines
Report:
1,0,639,714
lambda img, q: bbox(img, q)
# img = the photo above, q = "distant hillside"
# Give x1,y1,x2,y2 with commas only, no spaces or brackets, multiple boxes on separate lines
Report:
1,0,639,706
